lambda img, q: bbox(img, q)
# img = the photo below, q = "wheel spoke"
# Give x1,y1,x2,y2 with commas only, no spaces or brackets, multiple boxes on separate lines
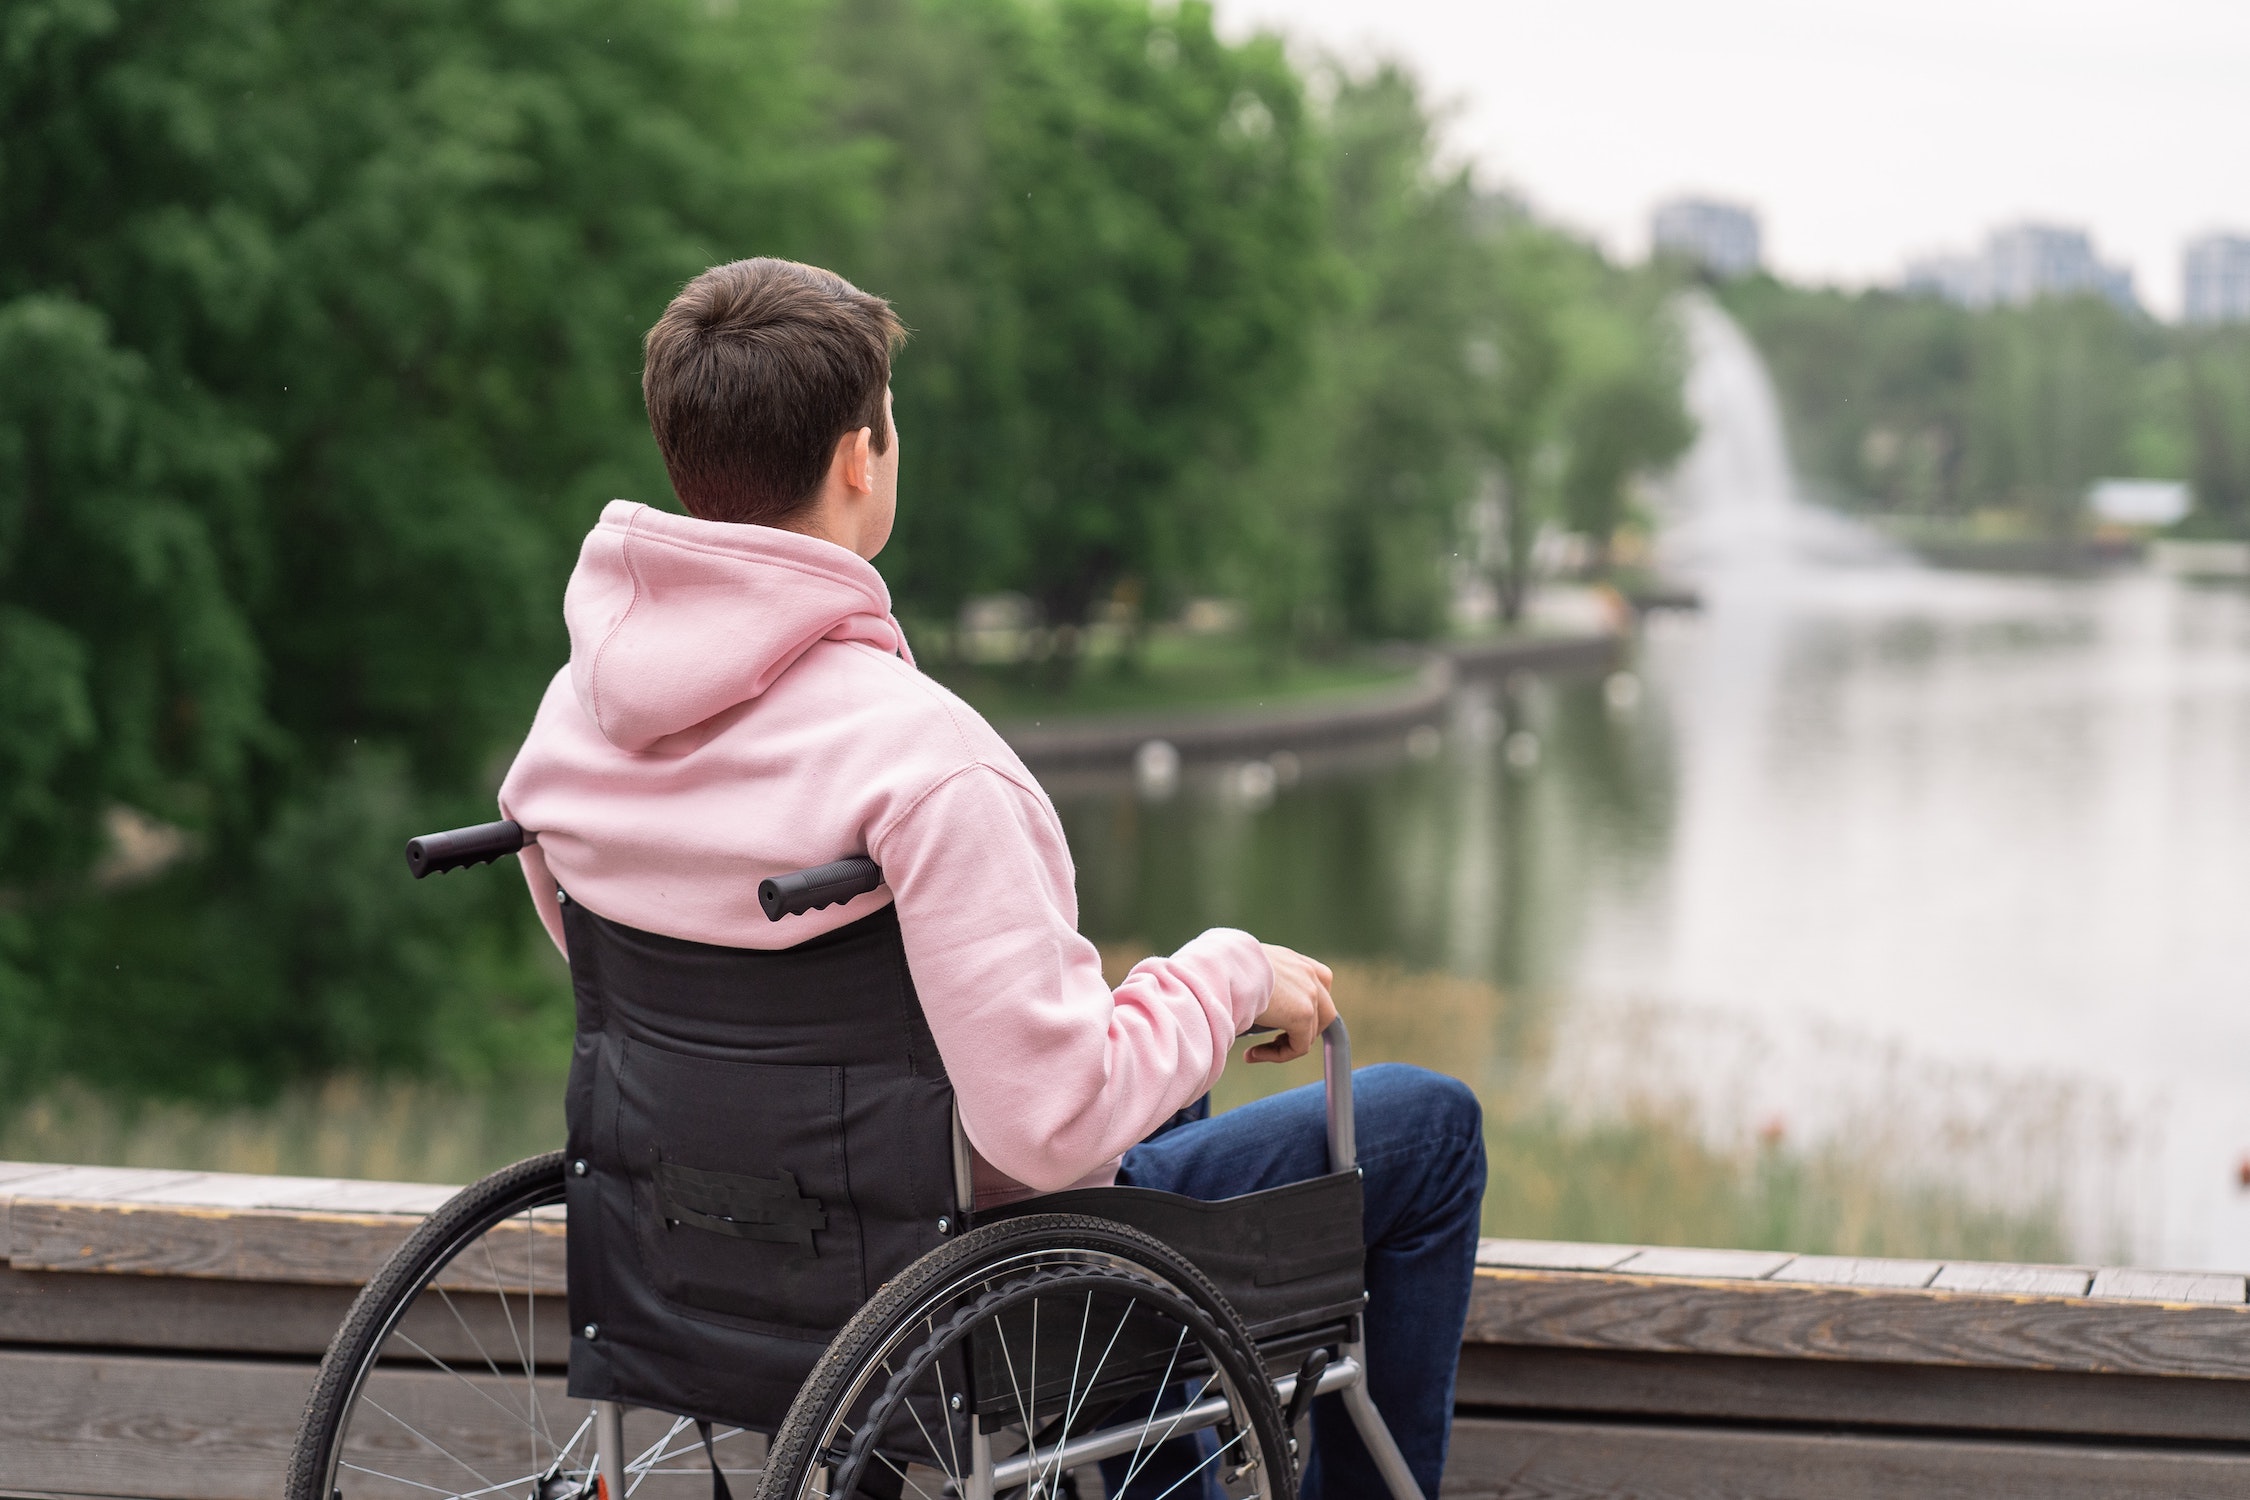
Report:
1032,1290,1105,1497
359,1395,503,1493
477,1227,556,1457
624,1414,693,1493
992,1299,1041,1462
524,1211,541,1474
871,1450,942,1500
337,1460,458,1496
926,1315,965,1480
387,1328,555,1445
1145,1426,1248,1500
1114,1324,1191,1493
892,1365,962,1487
426,1285,518,1409
1114,1371,1221,1497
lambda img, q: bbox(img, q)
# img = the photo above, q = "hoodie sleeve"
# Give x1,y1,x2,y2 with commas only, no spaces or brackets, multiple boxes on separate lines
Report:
873,764,1273,1194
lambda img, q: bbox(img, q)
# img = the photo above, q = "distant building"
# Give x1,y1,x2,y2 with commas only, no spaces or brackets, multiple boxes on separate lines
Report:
1903,222,2136,312
1651,198,1762,279
2183,234,2250,325
2088,479,2189,529
1901,254,1984,306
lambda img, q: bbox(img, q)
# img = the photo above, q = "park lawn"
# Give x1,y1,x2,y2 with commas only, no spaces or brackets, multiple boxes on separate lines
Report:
924,632,1419,723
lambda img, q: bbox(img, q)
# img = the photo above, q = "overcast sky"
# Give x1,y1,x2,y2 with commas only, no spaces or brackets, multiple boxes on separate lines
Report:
1213,0,2250,319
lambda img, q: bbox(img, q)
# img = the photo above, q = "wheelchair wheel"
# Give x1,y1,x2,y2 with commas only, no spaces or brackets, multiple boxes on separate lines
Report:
286,1151,755,1500
758,1213,1292,1500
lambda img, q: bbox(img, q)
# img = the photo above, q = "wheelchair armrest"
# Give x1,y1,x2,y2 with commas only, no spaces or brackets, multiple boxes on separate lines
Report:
1322,1017,1355,1173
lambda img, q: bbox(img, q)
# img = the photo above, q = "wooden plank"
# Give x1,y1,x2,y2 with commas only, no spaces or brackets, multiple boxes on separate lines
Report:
1615,1246,1794,1279
0,1265,568,1364
1771,1255,1943,1289
0,1266,357,1358
1439,1414,2250,1500
1932,1262,2094,1297
2089,1267,2246,1304
0,1348,739,1500
0,1165,460,1218
0,1166,206,1201
1474,1239,1639,1272
122,1174,361,1210
279,1178,461,1215
1464,1265,2250,1380
6,1200,564,1291
1456,1343,2250,1444
1473,1239,1629,1273
0,1348,312,1500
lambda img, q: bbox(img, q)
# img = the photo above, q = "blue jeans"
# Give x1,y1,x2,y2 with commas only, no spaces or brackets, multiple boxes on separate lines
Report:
1097,1064,1486,1500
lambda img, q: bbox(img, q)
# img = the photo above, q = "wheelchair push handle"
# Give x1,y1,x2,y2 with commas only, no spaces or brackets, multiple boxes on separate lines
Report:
405,819,525,879
1322,1016,1355,1173
759,855,883,921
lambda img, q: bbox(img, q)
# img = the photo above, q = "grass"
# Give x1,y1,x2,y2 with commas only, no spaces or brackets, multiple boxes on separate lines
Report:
924,629,1417,724
1107,949,2072,1262
0,1074,564,1186
2,957,2070,1264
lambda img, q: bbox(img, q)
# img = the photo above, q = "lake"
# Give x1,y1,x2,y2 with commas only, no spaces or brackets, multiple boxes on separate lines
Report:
1061,300,2250,1270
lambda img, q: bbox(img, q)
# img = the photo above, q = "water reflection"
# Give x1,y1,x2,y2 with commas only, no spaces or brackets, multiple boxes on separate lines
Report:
1064,297,2250,1268
1064,669,1676,1013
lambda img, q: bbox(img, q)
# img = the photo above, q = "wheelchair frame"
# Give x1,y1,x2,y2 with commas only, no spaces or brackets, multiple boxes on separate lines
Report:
298,821,1429,1500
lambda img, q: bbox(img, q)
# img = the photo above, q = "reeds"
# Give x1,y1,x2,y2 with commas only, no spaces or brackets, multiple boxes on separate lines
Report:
1119,949,2087,1260
0,1073,562,1186
0,955,2109,1265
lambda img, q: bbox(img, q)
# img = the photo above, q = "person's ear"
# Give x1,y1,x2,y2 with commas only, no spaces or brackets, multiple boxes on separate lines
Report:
840,426,875,494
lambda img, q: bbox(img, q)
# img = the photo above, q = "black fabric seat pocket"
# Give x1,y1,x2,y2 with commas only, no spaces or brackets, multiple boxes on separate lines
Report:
654,1160,827,1249
616,1039,865,1334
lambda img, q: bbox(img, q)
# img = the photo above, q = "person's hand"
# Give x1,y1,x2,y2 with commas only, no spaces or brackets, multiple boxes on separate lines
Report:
1247,945,1338,1064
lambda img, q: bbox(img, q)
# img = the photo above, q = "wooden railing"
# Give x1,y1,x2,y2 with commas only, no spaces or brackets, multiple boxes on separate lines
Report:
5,1162,2250,1498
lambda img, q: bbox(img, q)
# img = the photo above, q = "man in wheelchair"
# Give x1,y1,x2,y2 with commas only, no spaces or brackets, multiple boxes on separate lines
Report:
489,259,1485,1498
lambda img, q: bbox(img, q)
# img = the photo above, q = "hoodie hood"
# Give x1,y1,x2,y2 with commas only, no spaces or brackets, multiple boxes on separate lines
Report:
564,500,912,752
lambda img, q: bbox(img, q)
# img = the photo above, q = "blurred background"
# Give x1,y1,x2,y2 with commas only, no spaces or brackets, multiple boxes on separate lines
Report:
4,0,2247,1269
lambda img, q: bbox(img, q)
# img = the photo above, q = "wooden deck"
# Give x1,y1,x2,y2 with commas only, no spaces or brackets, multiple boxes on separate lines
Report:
6,1162,2250,1497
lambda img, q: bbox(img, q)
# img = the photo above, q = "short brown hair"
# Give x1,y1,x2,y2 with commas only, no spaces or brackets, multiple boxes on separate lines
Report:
642,259,905,526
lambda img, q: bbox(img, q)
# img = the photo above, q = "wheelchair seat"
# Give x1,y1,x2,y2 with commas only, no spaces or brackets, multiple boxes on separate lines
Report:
558,893,1366,1437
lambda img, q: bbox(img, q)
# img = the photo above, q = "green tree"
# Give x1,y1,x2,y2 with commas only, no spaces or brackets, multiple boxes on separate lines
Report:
2181,329,2250,538
1220,66,1692,638
1965,298,2141,536
1547,264,1694,573
1720,280,1974,514
1224,68,1546,643
0,0,855,1096
830,0,1326,646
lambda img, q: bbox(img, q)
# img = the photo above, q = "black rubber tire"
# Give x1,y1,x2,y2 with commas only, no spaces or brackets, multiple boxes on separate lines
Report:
756,1212,1293,1500
285,1150,570,1500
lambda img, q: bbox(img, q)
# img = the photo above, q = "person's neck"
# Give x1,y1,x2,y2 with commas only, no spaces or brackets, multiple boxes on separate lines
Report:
773,495,867,558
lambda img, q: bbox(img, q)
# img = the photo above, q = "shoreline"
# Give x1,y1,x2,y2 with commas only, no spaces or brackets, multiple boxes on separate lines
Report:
997,630,1621,771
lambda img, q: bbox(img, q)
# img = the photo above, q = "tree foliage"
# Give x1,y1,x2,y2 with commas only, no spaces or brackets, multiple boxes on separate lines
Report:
1722,278,2248,539
0,0,851,1094
1216,67,1690,641
1,0,1691,1098
830,0,1325,631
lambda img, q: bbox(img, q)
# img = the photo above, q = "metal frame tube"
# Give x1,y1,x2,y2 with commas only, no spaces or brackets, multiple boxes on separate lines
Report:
1340,1374,1425,1500
985,1357,1366,1486
1321,1018,1355,1173
965,1414,995,1500
1321,1017,1424,1499
595,1400,626,1500
951,1105,976,1226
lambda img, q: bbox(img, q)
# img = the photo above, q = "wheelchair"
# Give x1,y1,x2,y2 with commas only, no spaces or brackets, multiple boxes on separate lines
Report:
286,821,1425,1500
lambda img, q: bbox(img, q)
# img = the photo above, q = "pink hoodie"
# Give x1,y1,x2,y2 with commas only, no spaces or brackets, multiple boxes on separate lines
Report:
499,501,1273,1204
